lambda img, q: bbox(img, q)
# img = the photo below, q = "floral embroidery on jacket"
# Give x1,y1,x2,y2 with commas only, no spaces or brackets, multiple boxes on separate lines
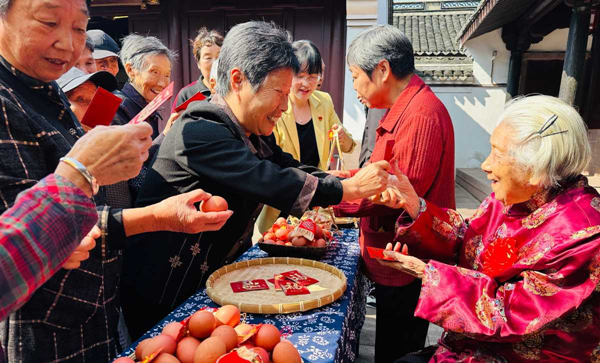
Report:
592,198,600,213
522,202,557,229
590,251,600,291
421,263,440,298
591,343,600,363
522,271,563,296
457,266,484,279
471,196,491,221
447,209,466,239
513,333,543,360
550,304,594,333
475,289,505,330
571,225,600,240
516,233,554,266
465,235,484,270
433,216,458,241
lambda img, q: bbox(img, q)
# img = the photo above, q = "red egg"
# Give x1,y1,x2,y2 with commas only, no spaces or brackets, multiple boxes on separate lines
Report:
201,196,228,213
142,334,177,357
315,238,327,247
275,241,285,246
154,353,181,363
214,305,240,327
163,322,184,340
275,227,289,241
272,341,301,363
251,347,270,363
177,336,201,363
291,237,307,247
264,233,276,241
239,341,255,349
113,358,135,363
189,311,216,339
194,337,227,363
254,324,281,352
136,338,152,360
263,239,275,244
211,325,238,351
275,217,287,225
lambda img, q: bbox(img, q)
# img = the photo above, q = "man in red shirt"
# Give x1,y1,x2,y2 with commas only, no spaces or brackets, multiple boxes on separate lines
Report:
335,24,455,362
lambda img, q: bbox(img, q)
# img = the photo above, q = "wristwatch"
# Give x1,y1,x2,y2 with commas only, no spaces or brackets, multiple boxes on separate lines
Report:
59,157,99,196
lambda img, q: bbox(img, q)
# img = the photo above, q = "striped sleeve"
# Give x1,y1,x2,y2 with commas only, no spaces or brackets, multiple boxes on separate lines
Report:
0,174,97,320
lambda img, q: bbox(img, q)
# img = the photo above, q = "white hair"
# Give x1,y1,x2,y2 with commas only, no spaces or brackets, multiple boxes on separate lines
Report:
499,95,591,188
119,34,177,74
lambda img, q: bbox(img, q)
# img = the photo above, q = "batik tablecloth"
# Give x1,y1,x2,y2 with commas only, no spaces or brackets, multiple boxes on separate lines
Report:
119,228,367,363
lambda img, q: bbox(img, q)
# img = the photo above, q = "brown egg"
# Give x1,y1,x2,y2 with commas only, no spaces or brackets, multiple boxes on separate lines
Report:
272,341,301,363
315,238,327,247
163,322,184,340
291,237,307,247
189,311,216,339
239,341,255,349
214,305,240,327
251,347,270,363
154,353,181,363
177,336,201,363
142,334,177,357
201,196,228,212
113,358,135,363
194,337,227,363
135,338,152,360
210,325,238,352
254,324,281,352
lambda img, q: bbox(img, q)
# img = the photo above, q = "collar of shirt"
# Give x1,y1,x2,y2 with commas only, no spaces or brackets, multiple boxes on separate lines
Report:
210,93,273,158
377,74,425,136
0,56,66,108
122,82,163,121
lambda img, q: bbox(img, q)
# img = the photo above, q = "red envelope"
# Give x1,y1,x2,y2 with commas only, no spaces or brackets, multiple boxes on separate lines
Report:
280,270,319,286
366,246,396,261
129,82,174,125
267,275,286,291
173,91,206,112
80,87,122,128
280,280,310,296
230,279,269,293
384,139,395,162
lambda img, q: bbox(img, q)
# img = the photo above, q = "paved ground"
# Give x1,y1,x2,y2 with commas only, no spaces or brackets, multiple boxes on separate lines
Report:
355,184,478,363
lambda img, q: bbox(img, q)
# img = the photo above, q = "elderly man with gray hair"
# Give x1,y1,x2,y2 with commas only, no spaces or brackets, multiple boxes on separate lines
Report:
332,24,455,362
121,20,392,339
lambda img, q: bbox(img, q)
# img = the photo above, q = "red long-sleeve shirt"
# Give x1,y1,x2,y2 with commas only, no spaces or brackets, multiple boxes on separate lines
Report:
334,75,455,286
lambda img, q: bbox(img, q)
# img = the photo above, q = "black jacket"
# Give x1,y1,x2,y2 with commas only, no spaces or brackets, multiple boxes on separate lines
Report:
121,98,343,339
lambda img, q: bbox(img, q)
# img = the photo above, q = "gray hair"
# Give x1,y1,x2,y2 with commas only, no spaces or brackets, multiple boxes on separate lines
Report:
347,24,414,80
216,21,299,97
119,34,177,74
499,95,591,188
0,0,9,15
85,34,95,52
209,58,219,82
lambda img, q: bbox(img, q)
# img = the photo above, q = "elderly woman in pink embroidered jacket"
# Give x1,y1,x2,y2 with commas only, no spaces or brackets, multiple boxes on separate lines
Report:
373,95,600,363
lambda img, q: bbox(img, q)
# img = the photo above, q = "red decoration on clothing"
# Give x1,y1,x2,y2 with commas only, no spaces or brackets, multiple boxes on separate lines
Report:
481,237,518,278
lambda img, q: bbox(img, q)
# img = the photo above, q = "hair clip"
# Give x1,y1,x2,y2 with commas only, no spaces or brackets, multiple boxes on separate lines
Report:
537,114,558,135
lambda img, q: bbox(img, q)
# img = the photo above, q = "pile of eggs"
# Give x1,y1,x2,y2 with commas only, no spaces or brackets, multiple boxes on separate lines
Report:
262,218,329,248
113,305,302,363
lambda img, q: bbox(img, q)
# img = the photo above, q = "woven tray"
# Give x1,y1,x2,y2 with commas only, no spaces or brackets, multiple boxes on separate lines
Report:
206,257,347,314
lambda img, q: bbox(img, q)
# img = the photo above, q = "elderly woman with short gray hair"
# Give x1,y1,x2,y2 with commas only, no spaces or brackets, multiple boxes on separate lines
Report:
112,34,177,139
374,95,600,363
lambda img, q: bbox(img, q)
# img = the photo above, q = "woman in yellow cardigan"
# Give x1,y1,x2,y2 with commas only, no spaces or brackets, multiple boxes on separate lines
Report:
257,40,356,233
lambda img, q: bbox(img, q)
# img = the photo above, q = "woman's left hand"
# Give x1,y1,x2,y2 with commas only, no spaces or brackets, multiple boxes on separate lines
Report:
331,124,352,151
377,242,426,278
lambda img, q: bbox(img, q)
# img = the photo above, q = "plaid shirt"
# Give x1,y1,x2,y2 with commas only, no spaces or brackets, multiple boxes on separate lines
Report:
0,58,127,363
0,174,97,321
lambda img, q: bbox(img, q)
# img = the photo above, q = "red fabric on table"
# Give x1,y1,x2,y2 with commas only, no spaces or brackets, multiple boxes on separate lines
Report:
334,75,455,286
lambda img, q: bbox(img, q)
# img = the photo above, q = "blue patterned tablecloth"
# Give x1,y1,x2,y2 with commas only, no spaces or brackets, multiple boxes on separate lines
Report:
120,228,367,363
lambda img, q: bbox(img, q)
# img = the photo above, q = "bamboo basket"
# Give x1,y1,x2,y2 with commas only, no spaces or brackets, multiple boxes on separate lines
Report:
206,257,347,314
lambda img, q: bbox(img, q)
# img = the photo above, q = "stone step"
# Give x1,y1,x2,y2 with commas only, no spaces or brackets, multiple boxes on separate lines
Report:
456,168,491,203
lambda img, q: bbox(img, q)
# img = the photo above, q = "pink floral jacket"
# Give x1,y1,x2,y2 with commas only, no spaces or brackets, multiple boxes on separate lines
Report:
395,176,600,362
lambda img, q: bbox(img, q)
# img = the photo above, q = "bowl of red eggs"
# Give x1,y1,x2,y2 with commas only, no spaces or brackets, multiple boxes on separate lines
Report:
257,218,333,260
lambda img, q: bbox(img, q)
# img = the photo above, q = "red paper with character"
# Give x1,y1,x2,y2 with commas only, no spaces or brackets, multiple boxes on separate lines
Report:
394,176,600,362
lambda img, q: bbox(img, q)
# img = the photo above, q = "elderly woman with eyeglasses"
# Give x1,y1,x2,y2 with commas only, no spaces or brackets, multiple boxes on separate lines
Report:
372,95,600,363
257,40,356,233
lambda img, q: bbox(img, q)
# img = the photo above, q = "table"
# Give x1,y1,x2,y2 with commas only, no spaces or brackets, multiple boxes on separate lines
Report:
120,228,367,363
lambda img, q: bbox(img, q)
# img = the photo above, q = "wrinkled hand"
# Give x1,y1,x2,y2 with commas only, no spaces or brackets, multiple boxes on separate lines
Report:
342,160,389,201
163,111,183,136
326,169,352,179
331,124,352,151
152,189,233,234
63,226,100,269
371,168,420,218
377,242,426,278
66,123,153,186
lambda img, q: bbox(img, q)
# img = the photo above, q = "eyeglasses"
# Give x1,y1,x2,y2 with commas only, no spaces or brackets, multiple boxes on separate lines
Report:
296,74,321,84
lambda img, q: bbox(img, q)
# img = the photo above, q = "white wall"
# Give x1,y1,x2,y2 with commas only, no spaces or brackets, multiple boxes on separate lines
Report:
529,28,593,52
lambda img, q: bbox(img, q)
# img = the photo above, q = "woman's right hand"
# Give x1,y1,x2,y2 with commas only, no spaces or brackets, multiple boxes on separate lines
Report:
341,160,390,201
371,169,420,219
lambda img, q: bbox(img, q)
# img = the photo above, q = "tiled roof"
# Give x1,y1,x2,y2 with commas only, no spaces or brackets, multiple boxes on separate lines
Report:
392,12,472,55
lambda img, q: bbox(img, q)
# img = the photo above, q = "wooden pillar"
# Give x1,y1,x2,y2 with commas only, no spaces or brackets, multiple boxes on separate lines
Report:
558,0,594,104
507,51,523,97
